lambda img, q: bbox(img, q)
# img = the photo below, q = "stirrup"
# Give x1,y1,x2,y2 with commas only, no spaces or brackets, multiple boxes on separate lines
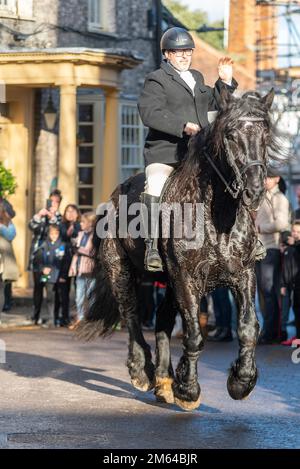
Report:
144,240,163,272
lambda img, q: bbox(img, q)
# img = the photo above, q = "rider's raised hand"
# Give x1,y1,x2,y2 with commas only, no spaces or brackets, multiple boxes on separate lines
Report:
184,122,200,136
218,56,234,84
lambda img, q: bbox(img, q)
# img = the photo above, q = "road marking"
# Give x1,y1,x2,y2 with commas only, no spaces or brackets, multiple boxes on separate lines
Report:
7,433,109,447
0,325,41,332
0,433,8,448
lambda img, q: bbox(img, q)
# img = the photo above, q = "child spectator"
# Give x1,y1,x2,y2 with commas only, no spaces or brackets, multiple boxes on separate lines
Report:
280,221,300,346
68,212,96,328
32,224,70,327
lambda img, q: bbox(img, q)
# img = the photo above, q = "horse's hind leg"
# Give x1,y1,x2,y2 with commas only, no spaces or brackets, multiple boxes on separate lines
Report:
155,285,177,404
227,269,260,400
103,238,155,392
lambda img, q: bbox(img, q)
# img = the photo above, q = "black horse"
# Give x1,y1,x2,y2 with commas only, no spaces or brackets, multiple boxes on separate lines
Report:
76,88,287,411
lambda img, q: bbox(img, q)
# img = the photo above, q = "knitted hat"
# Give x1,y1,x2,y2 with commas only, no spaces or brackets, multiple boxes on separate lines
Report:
1,199,16,218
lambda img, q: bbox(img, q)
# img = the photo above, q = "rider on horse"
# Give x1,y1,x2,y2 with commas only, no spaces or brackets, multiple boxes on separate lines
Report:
138,27,265,272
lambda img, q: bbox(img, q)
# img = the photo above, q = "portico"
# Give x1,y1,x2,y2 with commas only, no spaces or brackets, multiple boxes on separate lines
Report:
0,48,141,287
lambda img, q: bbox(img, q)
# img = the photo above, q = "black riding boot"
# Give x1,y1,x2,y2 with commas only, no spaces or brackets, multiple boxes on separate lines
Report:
140,192,163,272
2,281,13,312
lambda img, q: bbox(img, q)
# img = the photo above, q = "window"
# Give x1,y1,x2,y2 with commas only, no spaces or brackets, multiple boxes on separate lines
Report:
0,0,33,19
120,102,146,182
0,0,16,15
88,0,116,33
88,0,101,28
77,97,104,212
17,0,33,19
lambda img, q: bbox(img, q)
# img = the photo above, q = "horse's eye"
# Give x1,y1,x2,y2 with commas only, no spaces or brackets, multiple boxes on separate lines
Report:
227,135,236,143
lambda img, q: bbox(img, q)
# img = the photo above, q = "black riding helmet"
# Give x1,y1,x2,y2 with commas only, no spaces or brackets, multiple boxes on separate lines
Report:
160,27,195,54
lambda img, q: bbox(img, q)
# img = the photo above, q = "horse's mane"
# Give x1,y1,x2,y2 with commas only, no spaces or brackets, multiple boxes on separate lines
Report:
176,91,290,190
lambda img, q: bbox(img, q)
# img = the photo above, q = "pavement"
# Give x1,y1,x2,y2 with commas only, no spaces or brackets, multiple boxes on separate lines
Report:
0,326,299,449
0,287,76,329
0,287,33,329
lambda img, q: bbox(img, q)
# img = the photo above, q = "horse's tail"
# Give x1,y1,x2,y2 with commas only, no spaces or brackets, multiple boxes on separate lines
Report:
75,217,120,341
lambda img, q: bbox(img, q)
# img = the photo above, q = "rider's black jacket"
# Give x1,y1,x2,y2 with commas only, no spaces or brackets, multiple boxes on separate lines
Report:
138,60,238,166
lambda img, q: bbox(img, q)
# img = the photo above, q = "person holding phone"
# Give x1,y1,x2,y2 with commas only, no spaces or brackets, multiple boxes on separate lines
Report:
28,189,63,324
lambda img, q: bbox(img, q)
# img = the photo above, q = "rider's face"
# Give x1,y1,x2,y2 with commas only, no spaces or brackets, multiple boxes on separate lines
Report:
164,50,193,72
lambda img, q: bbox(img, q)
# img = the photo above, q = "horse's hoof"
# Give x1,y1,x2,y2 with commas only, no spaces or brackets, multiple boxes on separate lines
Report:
155,377,174,404
131,377,155,392
227,370,257,400
174,394,201,412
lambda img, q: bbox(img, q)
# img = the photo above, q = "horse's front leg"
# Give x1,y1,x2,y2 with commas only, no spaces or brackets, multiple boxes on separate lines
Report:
155,285,177,404
172,277,204,411
228,268,260,400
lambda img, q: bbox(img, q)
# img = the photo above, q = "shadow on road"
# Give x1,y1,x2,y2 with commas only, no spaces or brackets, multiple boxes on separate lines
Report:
2,349,222,415
4,351,135,400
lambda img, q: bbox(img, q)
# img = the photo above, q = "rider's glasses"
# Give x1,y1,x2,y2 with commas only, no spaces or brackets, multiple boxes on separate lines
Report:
169,49,193,57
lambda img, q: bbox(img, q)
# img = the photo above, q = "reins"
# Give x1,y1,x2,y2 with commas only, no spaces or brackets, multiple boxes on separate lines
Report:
203,116,267,200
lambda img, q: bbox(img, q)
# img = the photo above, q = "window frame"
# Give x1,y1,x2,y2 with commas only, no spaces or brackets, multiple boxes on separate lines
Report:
77,95,105,211
120,100,146,182
87,0,116,34
0,0,16,16
0,0,33,20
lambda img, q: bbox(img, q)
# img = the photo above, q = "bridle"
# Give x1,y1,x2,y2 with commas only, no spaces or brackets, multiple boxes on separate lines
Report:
204,116,267,200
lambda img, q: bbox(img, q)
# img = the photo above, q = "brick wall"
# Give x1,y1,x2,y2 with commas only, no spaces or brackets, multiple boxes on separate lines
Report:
228,0,283,74
192,35,255,92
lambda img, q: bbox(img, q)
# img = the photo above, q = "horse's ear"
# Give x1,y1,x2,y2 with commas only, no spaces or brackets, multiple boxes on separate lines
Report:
219,86,233,110
261,88,275,109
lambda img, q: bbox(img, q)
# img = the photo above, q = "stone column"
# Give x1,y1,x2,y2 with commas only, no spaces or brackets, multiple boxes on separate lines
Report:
101,89,120,203
58,84,77,209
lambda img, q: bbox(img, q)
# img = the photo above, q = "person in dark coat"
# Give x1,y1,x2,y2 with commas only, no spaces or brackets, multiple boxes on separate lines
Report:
31,224,71,326
28,189,63,271
28,189,63,323
280,221,300,345
137,27,237,271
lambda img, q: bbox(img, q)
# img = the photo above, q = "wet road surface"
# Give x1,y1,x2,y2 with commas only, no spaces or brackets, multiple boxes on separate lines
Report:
0,328,299,449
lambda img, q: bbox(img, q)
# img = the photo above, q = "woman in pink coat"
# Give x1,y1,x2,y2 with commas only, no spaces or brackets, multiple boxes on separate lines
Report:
69,212,96,326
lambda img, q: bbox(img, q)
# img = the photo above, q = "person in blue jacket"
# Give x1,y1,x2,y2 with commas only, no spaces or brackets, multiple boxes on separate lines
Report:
31,224,71,327
0,200,18,312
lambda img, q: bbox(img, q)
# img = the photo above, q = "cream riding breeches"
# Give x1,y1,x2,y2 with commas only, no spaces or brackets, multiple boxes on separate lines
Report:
145,163,175,197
